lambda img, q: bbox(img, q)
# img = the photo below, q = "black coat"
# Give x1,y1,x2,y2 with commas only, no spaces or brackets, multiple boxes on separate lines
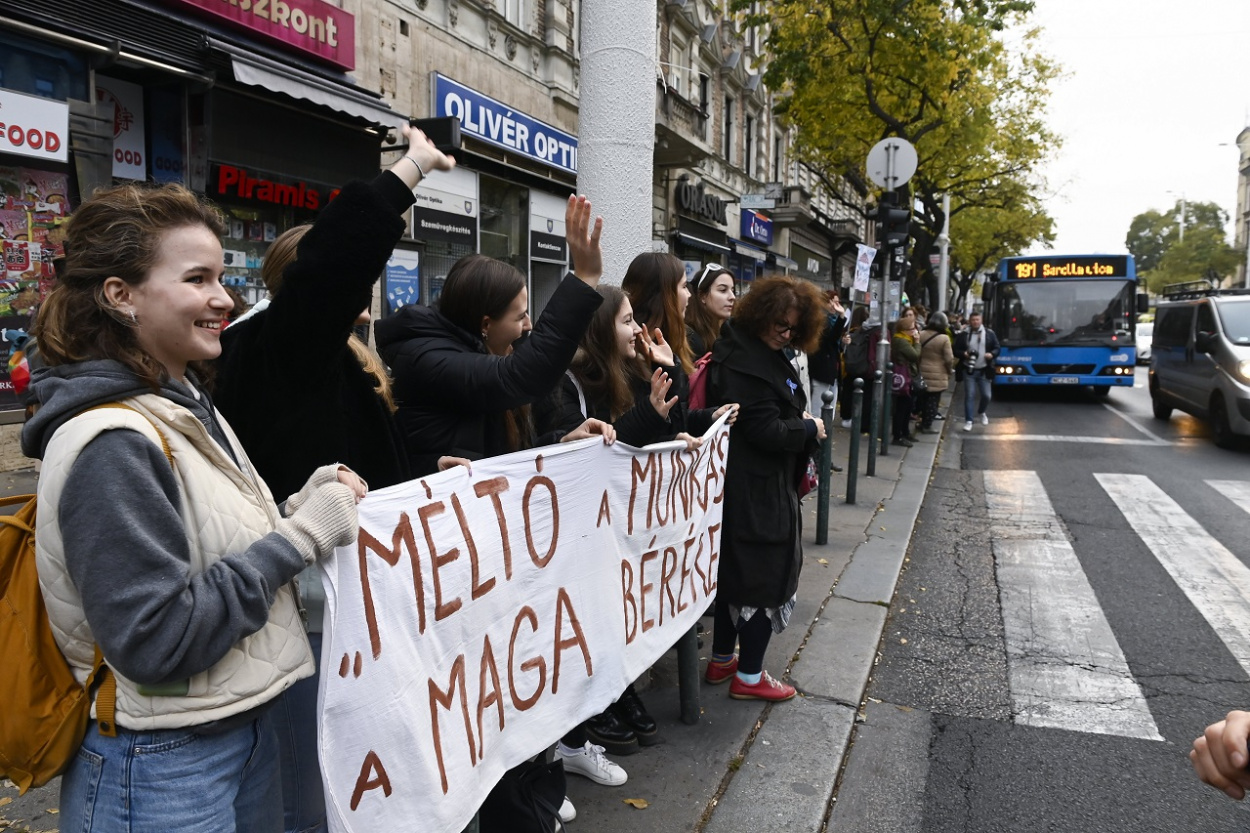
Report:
952,326,1001,381
808,313,847,384
706,322,817,608
214,173,414,500
535,369,673,448
375,274,602,476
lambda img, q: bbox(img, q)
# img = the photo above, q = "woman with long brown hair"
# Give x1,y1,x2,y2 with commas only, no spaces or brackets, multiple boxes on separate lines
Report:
22,180,363,832
703,275,827,702
685,262,735,357
622,251,694,373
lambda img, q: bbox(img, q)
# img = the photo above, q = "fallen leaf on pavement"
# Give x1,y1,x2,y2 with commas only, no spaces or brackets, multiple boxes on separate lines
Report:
0,798,11,807
623,798,649,809
817,558,828,565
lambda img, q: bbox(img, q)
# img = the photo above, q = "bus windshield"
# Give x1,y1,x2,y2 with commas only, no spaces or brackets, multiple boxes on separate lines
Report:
995,280,1137,347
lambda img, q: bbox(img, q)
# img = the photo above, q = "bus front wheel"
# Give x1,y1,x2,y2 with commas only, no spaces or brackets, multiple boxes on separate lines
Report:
1091,386,1110,397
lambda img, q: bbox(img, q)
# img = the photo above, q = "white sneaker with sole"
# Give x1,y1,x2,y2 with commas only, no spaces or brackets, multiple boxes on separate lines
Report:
981,413,989,425
963,420,973,432
840,419,852,428
555,742,628,786
559,796,576,823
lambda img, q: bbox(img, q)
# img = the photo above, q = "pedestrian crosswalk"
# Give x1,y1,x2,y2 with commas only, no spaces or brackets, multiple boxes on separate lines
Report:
984,470,1250,743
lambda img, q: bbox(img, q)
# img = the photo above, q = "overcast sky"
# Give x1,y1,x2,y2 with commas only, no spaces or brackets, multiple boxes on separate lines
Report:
1011,0,1250,256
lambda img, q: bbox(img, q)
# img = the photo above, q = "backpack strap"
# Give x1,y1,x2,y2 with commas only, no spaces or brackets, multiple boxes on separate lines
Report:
72,402,174,736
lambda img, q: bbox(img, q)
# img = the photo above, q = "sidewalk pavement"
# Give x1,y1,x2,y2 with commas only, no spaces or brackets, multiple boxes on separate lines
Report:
0,399,947,833
565,405,948,832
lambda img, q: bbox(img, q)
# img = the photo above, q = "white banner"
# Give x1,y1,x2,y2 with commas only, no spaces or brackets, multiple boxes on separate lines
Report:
318,417,730,833
96,77,146,180
0,89,68,162
853,243,877,293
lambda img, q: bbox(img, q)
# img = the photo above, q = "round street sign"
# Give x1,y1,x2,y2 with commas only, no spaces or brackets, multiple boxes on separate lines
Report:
865,138,918,189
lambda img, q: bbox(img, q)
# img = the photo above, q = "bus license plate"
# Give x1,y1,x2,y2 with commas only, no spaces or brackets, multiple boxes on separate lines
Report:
1051,376,1079,384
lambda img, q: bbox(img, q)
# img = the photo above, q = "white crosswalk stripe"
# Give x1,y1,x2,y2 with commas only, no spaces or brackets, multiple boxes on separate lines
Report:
1207,480,1250,518
1097,475,1250,682
984,470,1162,741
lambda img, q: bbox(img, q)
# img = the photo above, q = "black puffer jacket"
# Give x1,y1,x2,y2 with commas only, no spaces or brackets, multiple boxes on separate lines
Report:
214,172,413,499
376,274,602,475
706,322,817,607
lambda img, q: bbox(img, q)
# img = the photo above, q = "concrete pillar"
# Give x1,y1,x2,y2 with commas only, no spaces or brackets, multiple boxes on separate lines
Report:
577,0,656,285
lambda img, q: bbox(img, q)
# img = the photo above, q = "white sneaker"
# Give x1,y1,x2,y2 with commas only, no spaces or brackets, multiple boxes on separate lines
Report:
840,419,852,428
559,796,576,823
555,742,628,786
963,420,973,432
980,413,989,425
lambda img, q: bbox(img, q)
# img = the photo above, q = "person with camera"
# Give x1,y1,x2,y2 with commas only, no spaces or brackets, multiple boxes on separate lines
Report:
953,311,999,432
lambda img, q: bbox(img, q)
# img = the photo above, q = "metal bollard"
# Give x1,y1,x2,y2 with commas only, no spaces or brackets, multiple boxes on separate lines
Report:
867,369,882,477
815,388,835,545
881,362,893,457
676,624,701,725
847,378,863,504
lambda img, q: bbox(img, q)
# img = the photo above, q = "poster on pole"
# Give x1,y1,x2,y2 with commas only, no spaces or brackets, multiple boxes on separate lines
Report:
318,416,731,833
853,244,876,293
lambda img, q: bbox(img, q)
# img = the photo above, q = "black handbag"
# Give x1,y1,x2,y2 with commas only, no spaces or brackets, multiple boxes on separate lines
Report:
479,758,566,833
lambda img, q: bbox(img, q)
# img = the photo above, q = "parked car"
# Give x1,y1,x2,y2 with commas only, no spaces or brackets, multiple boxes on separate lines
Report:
1149,285,1250,448
1136,321,1153,363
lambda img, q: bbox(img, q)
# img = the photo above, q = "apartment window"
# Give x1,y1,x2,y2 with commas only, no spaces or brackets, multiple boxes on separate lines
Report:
744,115,755,177
723,96,734,160
503,0,524,27
772,134,783,183
698,74,710,112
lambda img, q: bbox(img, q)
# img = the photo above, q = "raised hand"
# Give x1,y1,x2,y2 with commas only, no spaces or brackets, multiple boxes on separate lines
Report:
392,124,455,189
1192,710,1250,799
712,402,739,425
437,455,473,475
648,367,679,418
565,195,604,286
561,418,617,445
674,432,703,450
638,326,675,368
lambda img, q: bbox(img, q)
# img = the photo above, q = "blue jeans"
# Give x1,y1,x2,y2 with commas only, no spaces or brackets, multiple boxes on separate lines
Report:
272,632,326,833
59,714,282,833
963,372,992,420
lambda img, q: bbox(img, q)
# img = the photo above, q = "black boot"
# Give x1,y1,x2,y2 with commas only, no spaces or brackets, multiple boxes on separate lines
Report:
584,707,639,756
611,684,659,747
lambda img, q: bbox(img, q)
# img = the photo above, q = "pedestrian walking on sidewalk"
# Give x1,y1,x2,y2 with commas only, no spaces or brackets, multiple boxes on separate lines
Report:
211,125,451,833
23,181,364,832
703,275,826,702
890,308,921,447
953,311,999,432
917,312,956,434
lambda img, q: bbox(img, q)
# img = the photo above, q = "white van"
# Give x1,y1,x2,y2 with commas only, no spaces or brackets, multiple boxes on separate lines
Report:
1149,286,1250,448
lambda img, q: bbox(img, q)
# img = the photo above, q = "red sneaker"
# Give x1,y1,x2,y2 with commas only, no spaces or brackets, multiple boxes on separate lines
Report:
728,671,796,702
704,656,738,685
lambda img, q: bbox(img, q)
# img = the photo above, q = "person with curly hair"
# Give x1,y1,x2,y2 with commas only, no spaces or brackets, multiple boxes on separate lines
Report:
702,275,827,702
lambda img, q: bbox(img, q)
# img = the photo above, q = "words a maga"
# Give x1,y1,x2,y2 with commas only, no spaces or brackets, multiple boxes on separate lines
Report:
318,417,730,833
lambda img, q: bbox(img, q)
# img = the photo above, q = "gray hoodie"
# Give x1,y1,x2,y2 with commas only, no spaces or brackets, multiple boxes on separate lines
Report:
22,361,308,687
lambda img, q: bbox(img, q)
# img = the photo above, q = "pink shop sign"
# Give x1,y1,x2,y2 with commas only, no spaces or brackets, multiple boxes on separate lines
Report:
162,0,355,70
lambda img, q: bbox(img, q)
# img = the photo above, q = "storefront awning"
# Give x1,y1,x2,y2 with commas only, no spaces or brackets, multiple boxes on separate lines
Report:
673,231,731,255
769,254,799,270
731,240,767,261
211,38,401,128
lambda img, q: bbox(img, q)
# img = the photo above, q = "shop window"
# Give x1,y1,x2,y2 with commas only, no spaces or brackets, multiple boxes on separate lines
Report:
479,174,529,274
0,34,88,102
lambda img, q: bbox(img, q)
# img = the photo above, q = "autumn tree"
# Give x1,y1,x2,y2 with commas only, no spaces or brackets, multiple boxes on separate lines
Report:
1125,200,1239,294
949,187,1054,310
736,0,1059,309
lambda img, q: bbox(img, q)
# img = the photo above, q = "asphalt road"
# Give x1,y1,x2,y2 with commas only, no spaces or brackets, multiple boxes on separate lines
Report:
831,369,1250,832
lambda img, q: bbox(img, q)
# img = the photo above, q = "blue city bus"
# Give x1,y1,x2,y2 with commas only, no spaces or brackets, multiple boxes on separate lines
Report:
985,254,1150,393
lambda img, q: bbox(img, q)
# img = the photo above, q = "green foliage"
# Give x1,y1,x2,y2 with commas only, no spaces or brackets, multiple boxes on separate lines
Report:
1125,200,1239,293
735,0,1060,307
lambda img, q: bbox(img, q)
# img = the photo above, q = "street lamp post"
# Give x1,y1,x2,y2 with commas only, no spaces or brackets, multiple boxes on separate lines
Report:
1166,190,1187,243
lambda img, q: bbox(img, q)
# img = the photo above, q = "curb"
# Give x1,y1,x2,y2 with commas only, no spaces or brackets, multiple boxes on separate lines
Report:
700,400,949,832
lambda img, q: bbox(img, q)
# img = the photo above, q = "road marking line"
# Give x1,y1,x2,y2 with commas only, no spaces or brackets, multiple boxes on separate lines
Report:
964,435,1167,446
985,470,1162,741
1207,480,1250,517
1098,474,1250,681
1101,402,1171,444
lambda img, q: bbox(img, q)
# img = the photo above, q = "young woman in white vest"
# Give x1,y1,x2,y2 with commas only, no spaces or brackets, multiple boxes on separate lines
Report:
22,182,365,832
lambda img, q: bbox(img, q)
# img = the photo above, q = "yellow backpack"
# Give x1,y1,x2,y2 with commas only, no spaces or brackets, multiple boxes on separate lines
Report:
0,403,171,793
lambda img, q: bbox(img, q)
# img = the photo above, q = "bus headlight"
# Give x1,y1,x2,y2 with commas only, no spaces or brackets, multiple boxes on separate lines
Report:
1238,360,1250,383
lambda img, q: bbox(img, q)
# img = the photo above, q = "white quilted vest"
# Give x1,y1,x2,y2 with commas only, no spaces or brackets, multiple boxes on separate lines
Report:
36,393,314,730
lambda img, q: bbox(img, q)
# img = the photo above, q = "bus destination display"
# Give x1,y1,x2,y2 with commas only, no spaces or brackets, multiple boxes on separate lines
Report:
1008,255,1130,280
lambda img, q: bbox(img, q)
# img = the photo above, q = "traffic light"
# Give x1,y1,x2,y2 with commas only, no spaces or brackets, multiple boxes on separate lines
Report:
881,203,911,249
